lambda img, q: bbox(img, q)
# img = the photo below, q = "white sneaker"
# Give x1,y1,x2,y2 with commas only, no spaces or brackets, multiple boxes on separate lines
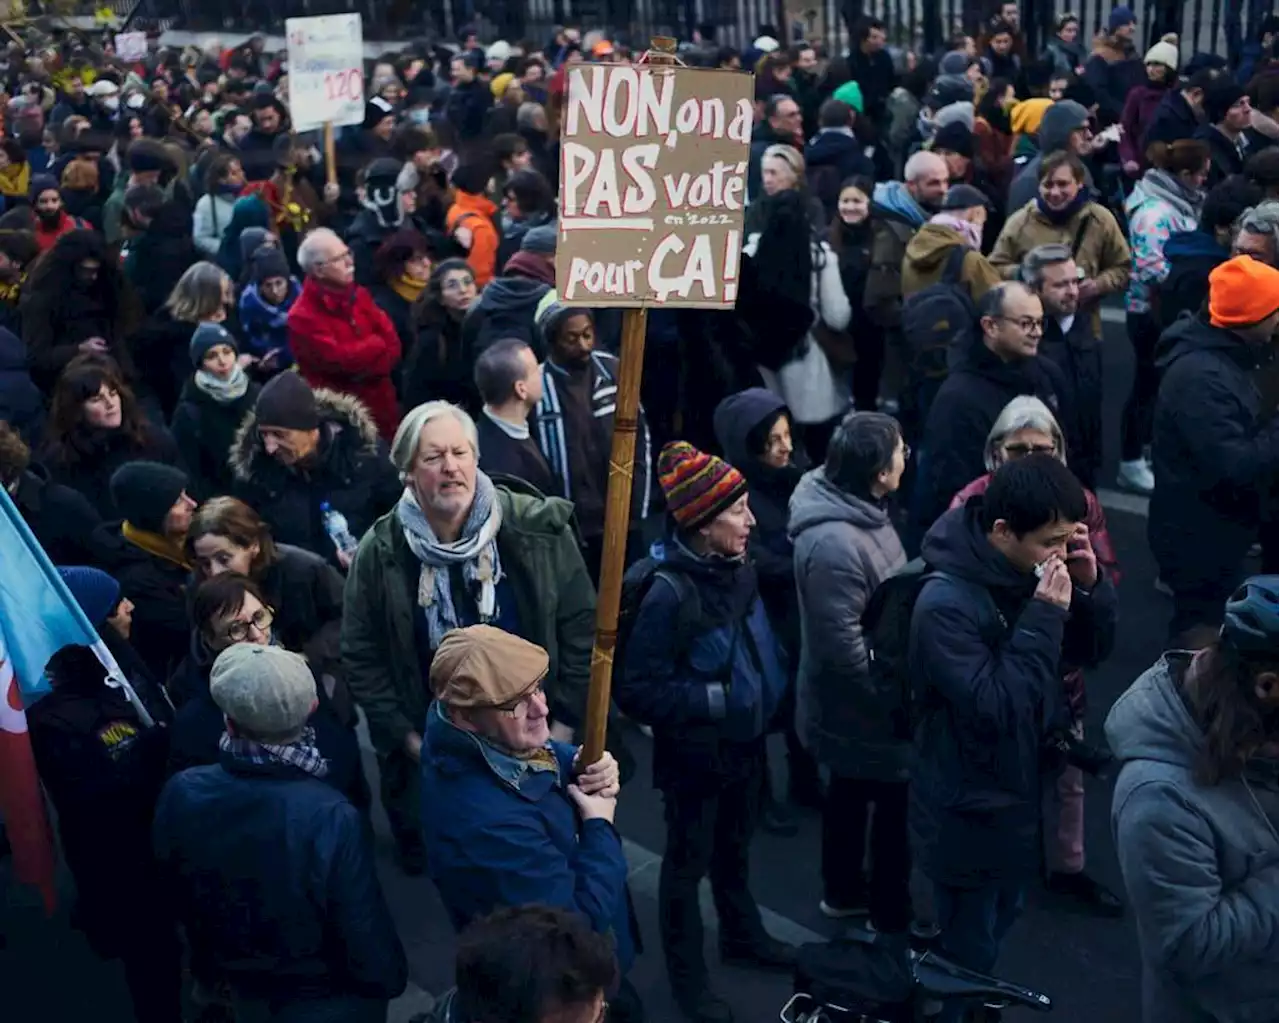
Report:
819,900,869,919
1117,459,1154,494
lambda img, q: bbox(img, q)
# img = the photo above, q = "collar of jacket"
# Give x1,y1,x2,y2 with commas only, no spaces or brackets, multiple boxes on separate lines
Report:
425,700,562,797
302,275,358,314
122,521,191,569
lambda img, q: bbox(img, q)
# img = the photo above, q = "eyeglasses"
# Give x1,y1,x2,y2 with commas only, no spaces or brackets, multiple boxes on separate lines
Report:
994,315,1045,334
319,250,354,266
495,682,545,719
441,277,474,293
1003,442,1057,457
221,606,274,643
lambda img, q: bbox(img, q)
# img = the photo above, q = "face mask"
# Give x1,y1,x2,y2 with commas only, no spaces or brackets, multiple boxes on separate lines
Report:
35,206,62,224
408,108,431,125
102,95,119,112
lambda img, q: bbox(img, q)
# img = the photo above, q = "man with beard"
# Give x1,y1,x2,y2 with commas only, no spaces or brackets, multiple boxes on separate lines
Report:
531,299,653,583
1107,575,1278,1023
1021,244,1103,489
29,175,89,252
239,93,292,182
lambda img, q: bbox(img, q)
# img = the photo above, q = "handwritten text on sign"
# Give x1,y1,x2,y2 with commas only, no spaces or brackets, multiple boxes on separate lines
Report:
286,13,365,133
556,64,752,309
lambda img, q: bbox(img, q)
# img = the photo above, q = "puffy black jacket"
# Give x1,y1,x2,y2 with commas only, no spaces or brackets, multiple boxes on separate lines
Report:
459,275,551,365
170,375,261,501
1150,314,1277,596
1193,124,1246,189
1143,90,1203,150
909,502,1116,886
803,129,876,220
1158,230,1228,331
42,423,182,521
11,462,110,566
228,389,402,569
153,757,407,1011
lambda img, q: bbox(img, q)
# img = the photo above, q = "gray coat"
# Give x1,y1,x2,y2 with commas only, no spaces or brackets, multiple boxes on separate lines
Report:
1106,654,1279,1023
789,468,907,780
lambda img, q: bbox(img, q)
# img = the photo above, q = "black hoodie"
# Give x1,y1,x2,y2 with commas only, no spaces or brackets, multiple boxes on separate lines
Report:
1149,314,1277,592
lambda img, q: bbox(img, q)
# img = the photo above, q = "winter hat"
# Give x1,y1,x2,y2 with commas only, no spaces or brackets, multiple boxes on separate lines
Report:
1143,34,1180,71
927,75,974,112
933,121,974,158
430,624,548,708
934,100,976,131
210,644,317,741
58,566,121,627
752,35,779,53
832,80,864,115
191,321,237,366
486,40,514,65
87,79,118,97
238,226,273,267
252,245,291,285
1205,78,1248,124
255,371,319,431
658,441,748,532
535,292,592,347
521,221,559,254
109,461,190,533
361,156,405,229
1107,5,1136,32
504,250,556,284
939,50,973,76
28,172,59,202
941,183,990,211
1208,255,1280,328
363,95,395,130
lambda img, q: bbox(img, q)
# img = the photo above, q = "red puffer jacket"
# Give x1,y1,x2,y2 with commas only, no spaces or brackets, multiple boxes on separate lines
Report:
950,473,1120,719
288,276,402,441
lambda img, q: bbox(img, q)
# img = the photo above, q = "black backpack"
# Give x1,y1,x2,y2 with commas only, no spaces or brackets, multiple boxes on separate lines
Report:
900,245,977,382
613,556,702,693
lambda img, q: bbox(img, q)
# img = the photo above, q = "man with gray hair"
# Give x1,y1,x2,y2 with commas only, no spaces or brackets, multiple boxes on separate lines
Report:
154,644,408,1017
288,226,402,441
341,399,600,874
1232,200,1279,267
1021,243,1103,487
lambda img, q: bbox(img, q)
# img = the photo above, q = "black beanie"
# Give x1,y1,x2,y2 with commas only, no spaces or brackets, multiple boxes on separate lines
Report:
1205,78,1248,124
934,120,974,159
110,460,189,533
252,245,291,285
127,142,170,174
255,371,319,431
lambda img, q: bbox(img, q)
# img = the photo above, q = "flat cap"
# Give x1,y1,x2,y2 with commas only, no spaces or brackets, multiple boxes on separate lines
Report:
210,644,316,740
430,625,549,708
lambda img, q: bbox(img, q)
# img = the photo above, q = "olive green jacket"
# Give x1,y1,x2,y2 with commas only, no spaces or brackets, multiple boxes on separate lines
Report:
340,484,596,757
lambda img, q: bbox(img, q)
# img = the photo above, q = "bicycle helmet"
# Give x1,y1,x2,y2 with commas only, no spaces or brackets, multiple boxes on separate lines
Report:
1221,574,1280,655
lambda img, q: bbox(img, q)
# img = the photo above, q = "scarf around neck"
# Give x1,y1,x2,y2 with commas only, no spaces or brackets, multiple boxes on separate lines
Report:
194,363,250,403
220,724,329,778
396,470,504,649
122,521,191,569
1035,188,1091,226
1139,168,1204,224
389,272,427,305
929,211,983,250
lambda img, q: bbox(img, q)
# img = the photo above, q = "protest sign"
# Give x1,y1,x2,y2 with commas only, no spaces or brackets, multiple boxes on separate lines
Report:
556,62,753,310
114,31,147,62
286,14,365,133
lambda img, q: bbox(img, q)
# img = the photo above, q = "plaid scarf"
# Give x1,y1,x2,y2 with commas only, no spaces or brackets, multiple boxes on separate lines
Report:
220,725,329,778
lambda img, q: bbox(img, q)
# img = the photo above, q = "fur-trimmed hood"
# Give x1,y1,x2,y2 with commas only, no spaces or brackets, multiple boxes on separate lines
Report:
228,387,381,489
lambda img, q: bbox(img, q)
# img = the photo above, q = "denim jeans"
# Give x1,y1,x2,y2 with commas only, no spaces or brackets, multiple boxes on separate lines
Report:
933,880,1026,1023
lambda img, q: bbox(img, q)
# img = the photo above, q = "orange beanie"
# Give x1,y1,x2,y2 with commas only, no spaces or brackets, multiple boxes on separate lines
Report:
1209,255,1280,328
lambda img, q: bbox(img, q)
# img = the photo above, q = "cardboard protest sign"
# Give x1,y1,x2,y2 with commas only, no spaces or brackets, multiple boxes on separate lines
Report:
556,63,752,309
114,31,147,63
286,14,365,132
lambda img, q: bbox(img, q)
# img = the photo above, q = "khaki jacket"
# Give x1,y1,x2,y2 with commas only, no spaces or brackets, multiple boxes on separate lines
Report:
901,222,1002,304
989,200,1132,296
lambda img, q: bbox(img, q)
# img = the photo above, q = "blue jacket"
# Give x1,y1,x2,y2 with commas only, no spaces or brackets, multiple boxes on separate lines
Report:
420,703,635,971
616,539,788,791
909,503,1116,886
153,756,407,1007
238,278,300,363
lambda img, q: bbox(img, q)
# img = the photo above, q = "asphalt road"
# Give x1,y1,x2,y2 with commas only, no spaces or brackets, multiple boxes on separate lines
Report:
0,309,1185,1023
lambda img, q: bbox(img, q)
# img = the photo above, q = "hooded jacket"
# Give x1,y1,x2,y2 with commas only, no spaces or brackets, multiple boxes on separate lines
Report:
901,221,1002,305
1149,315,1277,594
909,502,1116,885
229,389,402,569
1106,654,1278,1023
1124,169,1204,314
446,191,499,289
1083,33,1143,123
916,332,1070,531
789,468,907,780
1158,230,1228,330
1005,101,1096,216
713,388,805,650
288,277,402,442
459,275,552,366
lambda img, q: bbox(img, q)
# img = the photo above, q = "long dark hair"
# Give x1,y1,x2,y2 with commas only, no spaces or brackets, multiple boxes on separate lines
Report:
42,354,152,467
1185,642,1279,785
828,174,875,252
977,77,1014,135
753,189,819,310
23,228,134,337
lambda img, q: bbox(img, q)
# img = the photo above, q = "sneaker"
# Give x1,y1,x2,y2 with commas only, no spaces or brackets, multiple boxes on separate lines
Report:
819,899,870,919
1046,870,1125,918
1117,459,1154,494
673,986,734,1023
1154,577,1174,597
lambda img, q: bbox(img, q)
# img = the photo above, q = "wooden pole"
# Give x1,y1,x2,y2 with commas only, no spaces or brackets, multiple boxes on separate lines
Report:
579,36,678,766
323,121,337,189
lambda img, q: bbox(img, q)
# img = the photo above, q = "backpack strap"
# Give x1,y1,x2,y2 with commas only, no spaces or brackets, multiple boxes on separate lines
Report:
1069,213,1091,261
941,244,968,284
920,570,1009,641
652,568,702,659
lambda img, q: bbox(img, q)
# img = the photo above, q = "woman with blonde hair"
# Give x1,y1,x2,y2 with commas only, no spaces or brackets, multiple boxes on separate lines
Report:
748,143,827,233
950,394,1124,917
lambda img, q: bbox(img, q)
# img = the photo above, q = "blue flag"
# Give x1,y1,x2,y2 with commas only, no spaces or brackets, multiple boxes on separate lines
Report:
0,487,151,722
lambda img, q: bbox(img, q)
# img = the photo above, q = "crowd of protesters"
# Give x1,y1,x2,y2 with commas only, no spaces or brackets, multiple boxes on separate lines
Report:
0,10,1276,1023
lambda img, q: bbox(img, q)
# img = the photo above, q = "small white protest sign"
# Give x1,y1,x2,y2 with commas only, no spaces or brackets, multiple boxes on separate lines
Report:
286,14,365,132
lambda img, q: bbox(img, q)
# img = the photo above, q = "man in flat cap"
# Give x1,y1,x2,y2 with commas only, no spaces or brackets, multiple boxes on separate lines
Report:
153,644,407,1021
420,625,642,1022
